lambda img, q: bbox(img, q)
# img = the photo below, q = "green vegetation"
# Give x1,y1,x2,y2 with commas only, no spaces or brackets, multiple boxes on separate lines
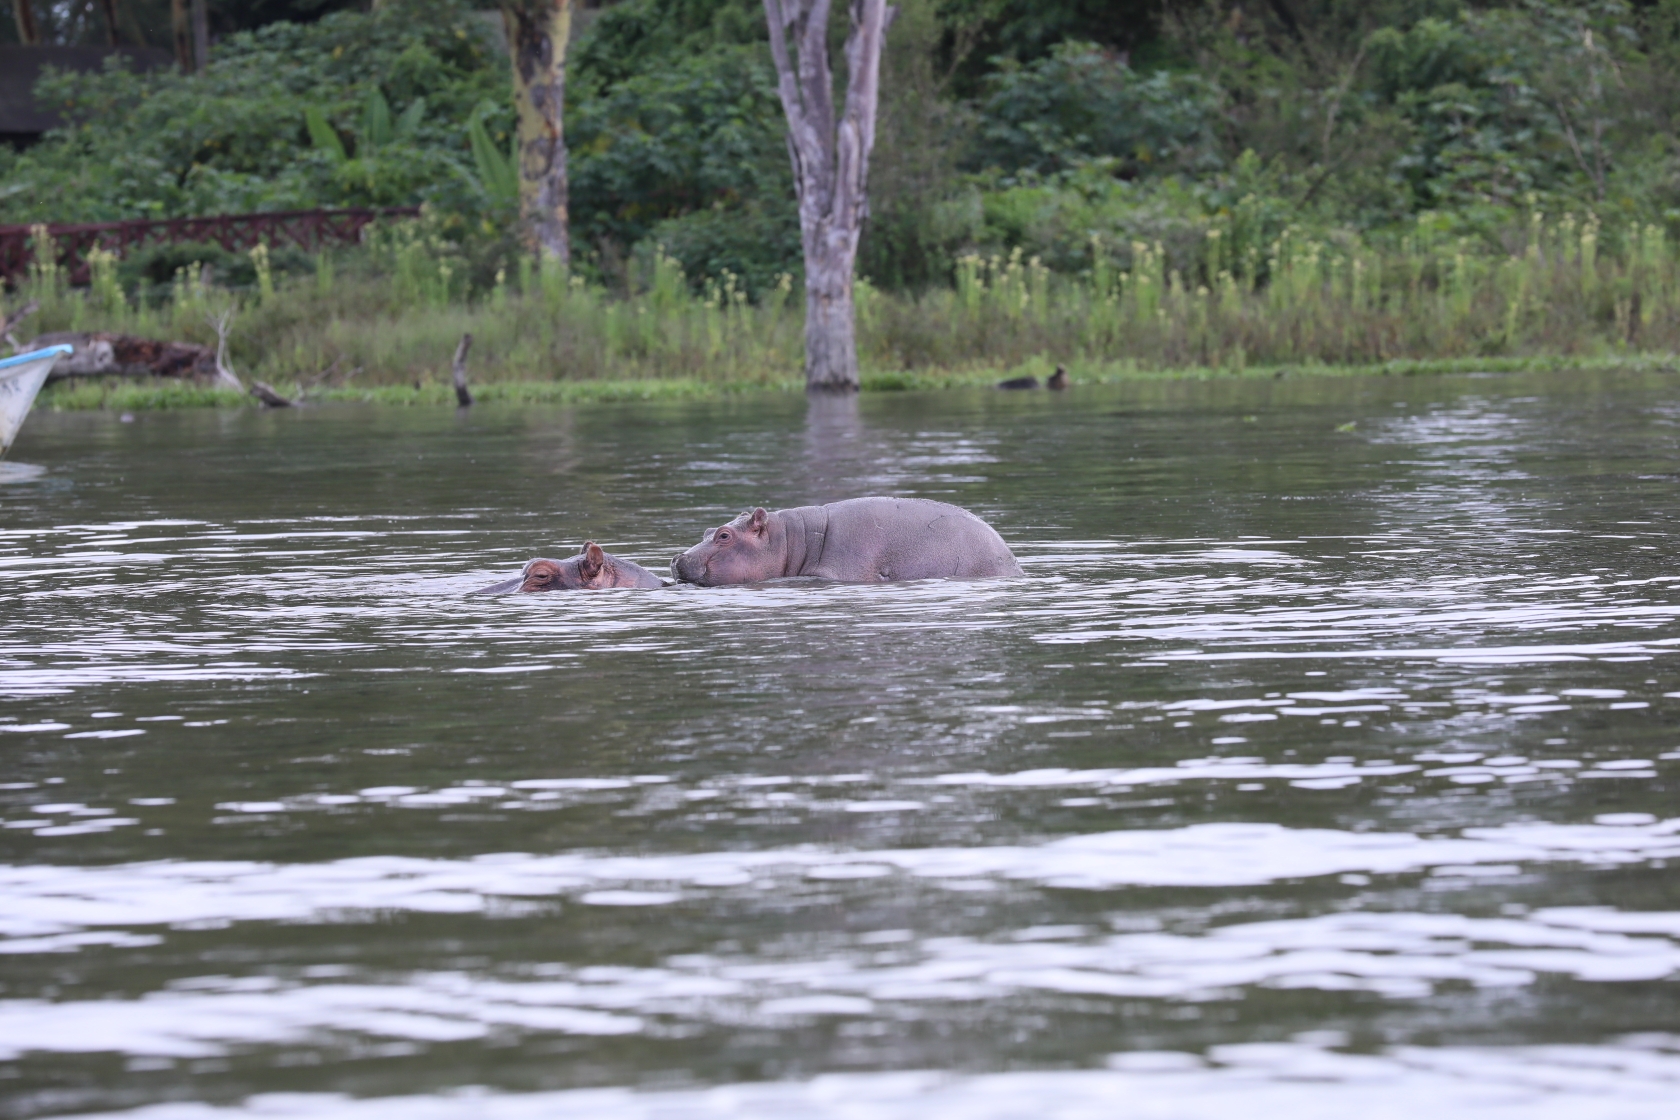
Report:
0,2,509,227
37,374,760,411
24,203,1680,408
10,0,1680,405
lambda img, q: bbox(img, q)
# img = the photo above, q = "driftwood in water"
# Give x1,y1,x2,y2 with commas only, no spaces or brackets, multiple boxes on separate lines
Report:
205,309,291,407
205,311,247,393
249,381,293,408
452,332,474,407
30,331,216,381
24,319,300,408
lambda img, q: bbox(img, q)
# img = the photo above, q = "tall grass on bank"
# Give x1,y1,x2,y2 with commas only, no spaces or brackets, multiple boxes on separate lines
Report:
13,212,1680,403
861,212,1680,372
18,234,805,388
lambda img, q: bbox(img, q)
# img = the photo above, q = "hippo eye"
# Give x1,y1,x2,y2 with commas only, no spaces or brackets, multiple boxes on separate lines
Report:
716,530,731,543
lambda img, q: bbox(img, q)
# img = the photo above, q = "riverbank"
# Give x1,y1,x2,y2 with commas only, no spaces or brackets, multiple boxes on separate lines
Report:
14,204,1680,412
33,351,1680,411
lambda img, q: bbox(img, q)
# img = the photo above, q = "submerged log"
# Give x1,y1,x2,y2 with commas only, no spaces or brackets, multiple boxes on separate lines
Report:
30,331,216,382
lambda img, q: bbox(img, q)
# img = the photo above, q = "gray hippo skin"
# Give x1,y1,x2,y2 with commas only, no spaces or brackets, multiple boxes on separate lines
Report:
671,497,1023,585
475,542,665,594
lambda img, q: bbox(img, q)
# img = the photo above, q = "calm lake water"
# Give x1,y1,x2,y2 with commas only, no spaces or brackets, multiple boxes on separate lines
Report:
1,371,1678,1119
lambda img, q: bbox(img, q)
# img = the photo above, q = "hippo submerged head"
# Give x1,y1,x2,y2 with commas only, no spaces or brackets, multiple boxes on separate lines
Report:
475,542,664,594
671,508,781,586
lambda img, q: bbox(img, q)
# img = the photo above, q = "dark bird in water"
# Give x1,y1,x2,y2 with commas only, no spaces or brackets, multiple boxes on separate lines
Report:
997,365,1067,390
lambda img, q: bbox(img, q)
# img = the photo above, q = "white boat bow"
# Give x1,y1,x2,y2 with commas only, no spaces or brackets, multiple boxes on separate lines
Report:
0,344,74,458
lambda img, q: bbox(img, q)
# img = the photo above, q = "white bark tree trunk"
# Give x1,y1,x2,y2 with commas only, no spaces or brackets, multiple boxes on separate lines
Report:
501,0,572,267
763,0,894,392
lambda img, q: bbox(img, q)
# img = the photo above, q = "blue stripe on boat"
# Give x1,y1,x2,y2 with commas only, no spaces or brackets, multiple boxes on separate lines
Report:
0,344,75,372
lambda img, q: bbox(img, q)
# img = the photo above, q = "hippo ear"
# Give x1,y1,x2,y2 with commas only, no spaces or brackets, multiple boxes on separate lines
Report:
580,541,605,578
749,507,769,536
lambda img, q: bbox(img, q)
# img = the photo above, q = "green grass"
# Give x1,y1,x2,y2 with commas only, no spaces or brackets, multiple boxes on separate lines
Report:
313,376,801,406
36,351,1680,411
39,380,252,411
36,374,802,411
17,211,1680,410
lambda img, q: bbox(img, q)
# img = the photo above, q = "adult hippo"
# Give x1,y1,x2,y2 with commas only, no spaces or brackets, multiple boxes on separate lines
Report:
671,497,1023,586
474,542,665,594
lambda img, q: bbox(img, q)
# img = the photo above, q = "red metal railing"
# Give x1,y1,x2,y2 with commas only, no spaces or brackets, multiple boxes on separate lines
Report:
0,206,422,286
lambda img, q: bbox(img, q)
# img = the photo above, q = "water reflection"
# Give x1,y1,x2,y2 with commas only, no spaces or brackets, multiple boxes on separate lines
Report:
802,391,870,502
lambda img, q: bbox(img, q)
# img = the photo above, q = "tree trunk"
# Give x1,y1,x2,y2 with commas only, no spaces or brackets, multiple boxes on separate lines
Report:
13,0,38,45
804,243,859,390
500,1,572,266
171,0,191,72
117,0,147,45
190,0,209,74
97,0,120,45
763,0,894,392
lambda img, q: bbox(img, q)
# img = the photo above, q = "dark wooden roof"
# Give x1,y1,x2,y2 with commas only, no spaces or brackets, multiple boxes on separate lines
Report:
0,46,173,138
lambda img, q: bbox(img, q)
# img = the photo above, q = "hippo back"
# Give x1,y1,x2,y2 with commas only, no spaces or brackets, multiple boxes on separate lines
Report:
794,497,1022,581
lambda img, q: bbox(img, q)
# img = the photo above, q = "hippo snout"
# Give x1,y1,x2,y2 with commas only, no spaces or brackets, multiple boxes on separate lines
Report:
671,551,708,584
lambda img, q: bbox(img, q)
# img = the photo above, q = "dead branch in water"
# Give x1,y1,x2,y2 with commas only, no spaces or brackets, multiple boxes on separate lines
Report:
207,309,292,407
205,311,246,393
2,300,40,354
293,356,342,402
452,332,474,407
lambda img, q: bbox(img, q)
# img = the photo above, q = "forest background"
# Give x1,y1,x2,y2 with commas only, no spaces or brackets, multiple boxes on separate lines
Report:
6,0,1680,400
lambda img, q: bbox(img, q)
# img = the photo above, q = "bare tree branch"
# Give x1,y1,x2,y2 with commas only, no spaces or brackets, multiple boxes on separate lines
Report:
1,300,40,355
1552,96,1605,201
205,310,293,407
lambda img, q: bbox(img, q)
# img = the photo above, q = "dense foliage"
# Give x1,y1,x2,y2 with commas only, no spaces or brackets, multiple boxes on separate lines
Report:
6,0,1680,302
0,1,507,219
966,43,1223,178
0,1,364,47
